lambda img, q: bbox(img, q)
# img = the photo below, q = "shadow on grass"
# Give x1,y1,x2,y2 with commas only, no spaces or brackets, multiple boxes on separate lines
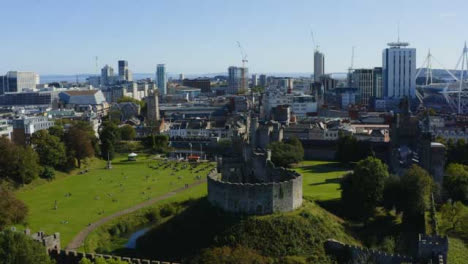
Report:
309,177,342,186
124,198,244,262
299,162,350,174
316,198,345,218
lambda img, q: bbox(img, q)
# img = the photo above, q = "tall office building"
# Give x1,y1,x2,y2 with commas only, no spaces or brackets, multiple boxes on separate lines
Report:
352,68,384,106
314,51,325,83
156,64,167,95
352,69,374,105
179,73,184,81
373,67,383,98
101,65,114,86
382,41,416,99
259,74,267,88
251,74,258,87
0,71,39,94
227,66,248,94
118,60,132,82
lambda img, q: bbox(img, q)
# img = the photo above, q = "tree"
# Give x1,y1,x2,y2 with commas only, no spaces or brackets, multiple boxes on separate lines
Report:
48,125,64,139
335,134,372,163
99,121,120,160
446,139,468,165
340,157,389,220
64,124,95,168
40,166,55,181
444,163,468,203
269,137,304,168
382,175,404,212
0,186,28,230
399,165,434,218
31,130,67,169
16,145,42,185
439,201,467,234
142,134,170,154
0,230,53,264
117,96,145,108
0,137,40,185
120,125,136,141
192,246,272,264
79,257,128,264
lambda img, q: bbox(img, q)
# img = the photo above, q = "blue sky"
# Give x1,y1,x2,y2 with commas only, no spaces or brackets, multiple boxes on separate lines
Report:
1,0,467,75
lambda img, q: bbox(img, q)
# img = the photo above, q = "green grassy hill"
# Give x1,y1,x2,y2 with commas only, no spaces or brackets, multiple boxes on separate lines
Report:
15,156,214,246
135,199,360,263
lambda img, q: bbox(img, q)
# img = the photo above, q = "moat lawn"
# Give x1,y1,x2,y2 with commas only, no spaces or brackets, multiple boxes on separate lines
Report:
15,155,214,247
294,160,350,201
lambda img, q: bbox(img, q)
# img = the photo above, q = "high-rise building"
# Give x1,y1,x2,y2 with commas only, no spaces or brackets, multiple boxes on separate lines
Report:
314,51,325,83
382,41,416,99
352,68,384,106
117,60,132,82
352,69,373,105
227,66,248,94
259,74,267,87
118,60,128,81
179,73,184,81
251,74,258,87
101,65,114,86
0,71,39,94
373,67,383,98
156,64,167,95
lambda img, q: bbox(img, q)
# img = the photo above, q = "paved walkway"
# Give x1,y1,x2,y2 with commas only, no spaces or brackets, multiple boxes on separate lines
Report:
66,179,207,250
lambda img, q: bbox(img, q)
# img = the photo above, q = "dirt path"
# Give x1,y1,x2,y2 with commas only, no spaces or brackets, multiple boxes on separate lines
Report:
66,179,206,250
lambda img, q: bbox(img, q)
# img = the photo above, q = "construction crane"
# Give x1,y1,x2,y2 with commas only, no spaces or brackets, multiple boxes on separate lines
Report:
236,41,248,92
347,46,355,86
310,30,319,51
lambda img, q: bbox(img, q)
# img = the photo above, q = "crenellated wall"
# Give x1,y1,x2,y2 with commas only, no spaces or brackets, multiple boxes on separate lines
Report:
207,169,302,215
324,239,414,264
48,249,178,264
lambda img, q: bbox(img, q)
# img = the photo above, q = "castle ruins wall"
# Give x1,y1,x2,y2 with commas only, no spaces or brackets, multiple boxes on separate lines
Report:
207,169,302,214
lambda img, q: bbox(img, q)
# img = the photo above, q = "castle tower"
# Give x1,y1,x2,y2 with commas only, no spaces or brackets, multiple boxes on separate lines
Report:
145,89,160,126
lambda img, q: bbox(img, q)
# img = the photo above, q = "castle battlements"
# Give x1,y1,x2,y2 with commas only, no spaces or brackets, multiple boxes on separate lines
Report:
207,116,303,215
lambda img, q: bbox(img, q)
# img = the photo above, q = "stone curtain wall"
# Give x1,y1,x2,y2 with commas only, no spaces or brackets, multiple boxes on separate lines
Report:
48,249,178,264
324,240,414,264
207,169,302,215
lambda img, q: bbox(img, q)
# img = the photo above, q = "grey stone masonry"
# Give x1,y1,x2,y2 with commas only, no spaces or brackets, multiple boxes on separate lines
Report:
48,249,179,264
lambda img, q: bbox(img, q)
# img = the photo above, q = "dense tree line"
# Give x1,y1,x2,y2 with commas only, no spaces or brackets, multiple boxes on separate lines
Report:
0,186,28,231
341,157,389,220
269,137,304,168
340,157,435,224
99,121,138,159
0,120,97,187
435,137,468,165
443,163,468,204
335,134,373,163
0,230,53,264
0,137,40,185
141,134,171,154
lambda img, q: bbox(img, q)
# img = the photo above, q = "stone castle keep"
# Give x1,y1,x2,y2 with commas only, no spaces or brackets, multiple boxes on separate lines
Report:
207,116,303,215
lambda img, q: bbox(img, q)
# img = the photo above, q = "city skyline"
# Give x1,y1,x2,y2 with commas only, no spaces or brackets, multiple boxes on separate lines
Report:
1,0,467,75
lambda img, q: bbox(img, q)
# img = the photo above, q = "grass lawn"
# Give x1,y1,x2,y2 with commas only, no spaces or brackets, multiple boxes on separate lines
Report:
294,160,350,201
15,155,215,247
